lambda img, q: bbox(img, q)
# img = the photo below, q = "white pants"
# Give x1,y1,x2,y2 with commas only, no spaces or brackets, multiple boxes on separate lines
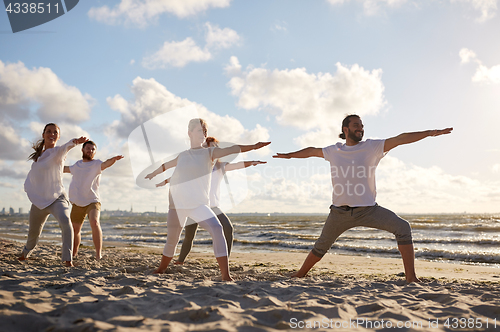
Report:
163,205,228,258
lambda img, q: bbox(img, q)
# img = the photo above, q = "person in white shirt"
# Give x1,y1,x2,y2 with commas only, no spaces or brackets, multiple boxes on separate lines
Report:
274,115,453,283
155,136,266,264
19,123,87,267
146,118,270,281
63,141,123,260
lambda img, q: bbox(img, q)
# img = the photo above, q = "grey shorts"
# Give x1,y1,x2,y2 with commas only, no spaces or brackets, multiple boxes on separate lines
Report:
312,204,413,258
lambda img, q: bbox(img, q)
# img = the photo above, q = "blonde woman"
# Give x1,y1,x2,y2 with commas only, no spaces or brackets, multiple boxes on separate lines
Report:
146,119,269,281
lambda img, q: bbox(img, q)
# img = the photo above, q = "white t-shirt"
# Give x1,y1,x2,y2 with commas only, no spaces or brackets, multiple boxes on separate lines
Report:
169,147,215,209
209,162,229,208
24,140,76,209
322,139,386,207
68,159,103,207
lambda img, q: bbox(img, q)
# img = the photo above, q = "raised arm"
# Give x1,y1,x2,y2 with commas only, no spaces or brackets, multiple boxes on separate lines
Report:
384,128,453,152
225,160,267,172
72,137,88,145
145,157,178,180
63,166,70,173
273,147,323,159
101,155,124,171
212,142,271,160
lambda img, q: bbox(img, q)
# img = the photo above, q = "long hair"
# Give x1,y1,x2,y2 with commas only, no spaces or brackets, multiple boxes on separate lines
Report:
28,123,60,162
206,136,221,169
339,114,360,140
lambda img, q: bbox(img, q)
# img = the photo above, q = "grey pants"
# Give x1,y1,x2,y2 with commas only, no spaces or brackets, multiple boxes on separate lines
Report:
21,194,74,262
177,207,233,262
312,204,413,258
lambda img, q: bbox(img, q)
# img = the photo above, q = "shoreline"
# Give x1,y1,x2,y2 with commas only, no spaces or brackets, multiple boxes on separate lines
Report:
1,239,500,331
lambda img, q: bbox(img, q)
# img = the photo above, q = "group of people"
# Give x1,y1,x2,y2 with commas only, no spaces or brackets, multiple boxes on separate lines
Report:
19,123,123,266
19,117,452,283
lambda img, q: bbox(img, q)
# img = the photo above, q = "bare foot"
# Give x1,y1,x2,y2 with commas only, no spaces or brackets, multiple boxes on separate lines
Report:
290,271,306,278
406,277,422,283
174,261,184,265
64,261,74,267
222,275,234,282
153,267,167,274
18,253,26,261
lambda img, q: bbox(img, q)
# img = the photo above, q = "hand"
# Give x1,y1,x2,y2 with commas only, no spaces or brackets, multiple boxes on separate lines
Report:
431,128,453,137
250,161,267,166
145,172,155,180
74,137,88,145
272,153,291,159
113,155,124,161
253,142,271,150
156,179,169,187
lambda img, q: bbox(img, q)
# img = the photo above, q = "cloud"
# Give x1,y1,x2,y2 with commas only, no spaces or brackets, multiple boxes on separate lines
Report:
493,164,500,173
326,0,409,16
106,76,270,144
0,182,15,188
0,160,29,180
459,48,500,84
0,60,93,124
226,56,386,147
236,154,500,213
0,121,31,160
270,20,288,33
326,0,497,21
451,0,498,21
88,0,231,27
375,155,500,212
142,22,240,69
205,22,240,49
142,38,212,69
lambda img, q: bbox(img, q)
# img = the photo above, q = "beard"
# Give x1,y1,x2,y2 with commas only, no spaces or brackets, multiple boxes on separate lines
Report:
82,152,94,160
348,129,363,142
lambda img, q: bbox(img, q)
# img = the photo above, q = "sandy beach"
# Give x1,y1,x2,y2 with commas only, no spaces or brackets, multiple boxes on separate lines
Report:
1,239,500,331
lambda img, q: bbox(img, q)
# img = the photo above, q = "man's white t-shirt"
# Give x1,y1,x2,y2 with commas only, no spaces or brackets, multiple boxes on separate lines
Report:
322,139,386,207
68,159,103,207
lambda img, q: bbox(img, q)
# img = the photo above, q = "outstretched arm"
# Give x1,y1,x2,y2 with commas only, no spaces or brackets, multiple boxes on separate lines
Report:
273,147,323,159
145,157,178,180
225,160,267,172
101,155,124,171
63,136,88,154
212,142,271,160
384,128,453,152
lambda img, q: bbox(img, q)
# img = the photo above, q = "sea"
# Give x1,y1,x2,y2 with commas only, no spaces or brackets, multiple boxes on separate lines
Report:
1,213,499,267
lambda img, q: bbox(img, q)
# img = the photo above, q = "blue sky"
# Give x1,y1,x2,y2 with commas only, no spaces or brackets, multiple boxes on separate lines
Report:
1,0,499,214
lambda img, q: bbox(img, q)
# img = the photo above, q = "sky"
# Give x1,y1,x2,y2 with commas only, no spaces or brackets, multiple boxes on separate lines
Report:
1,0,499,214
